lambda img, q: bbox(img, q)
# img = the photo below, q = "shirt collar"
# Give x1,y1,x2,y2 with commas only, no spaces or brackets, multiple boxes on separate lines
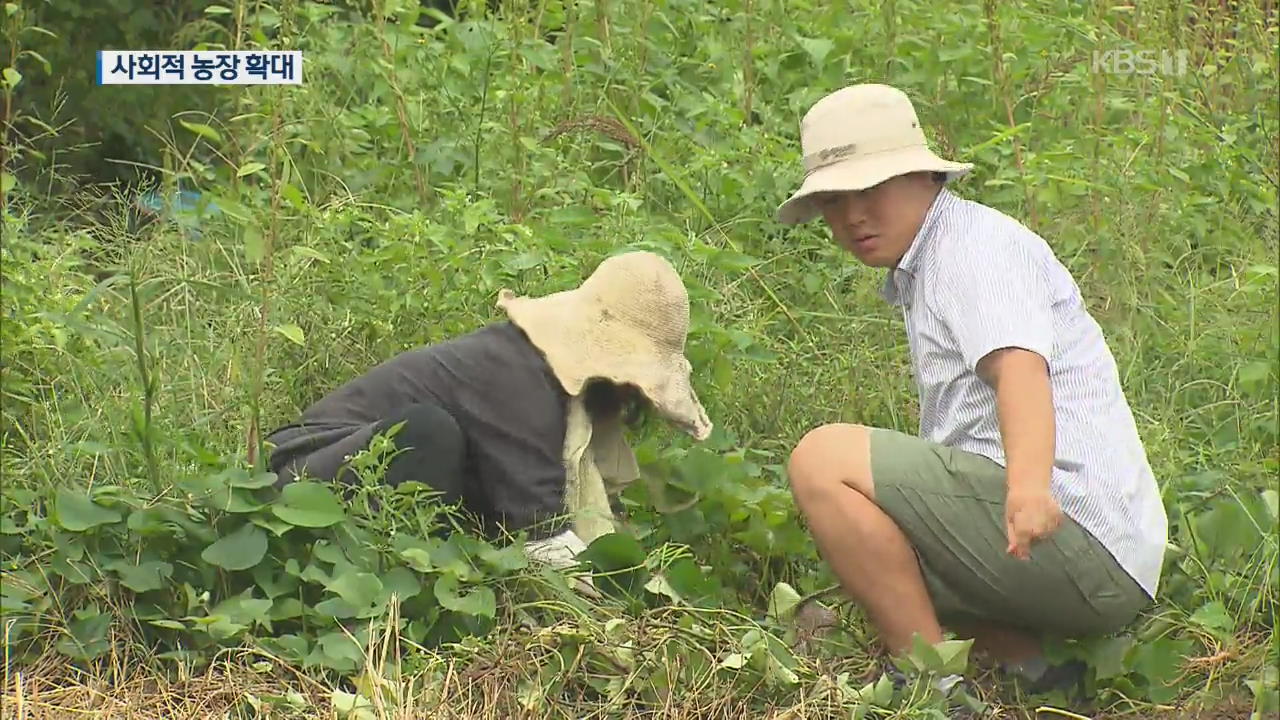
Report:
880,187,957,306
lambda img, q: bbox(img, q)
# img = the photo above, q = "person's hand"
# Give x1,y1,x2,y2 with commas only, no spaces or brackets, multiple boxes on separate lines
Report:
524,529,588,569
524,529,600,598
1005,485,1062,560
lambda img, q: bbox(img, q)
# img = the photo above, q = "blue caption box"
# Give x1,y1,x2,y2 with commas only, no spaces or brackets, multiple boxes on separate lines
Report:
98,51,302,85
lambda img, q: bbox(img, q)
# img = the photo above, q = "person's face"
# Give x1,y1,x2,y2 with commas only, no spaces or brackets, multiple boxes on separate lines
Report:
811,172,942,268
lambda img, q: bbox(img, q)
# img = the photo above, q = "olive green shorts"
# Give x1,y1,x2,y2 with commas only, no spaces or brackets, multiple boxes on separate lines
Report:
869,428,1151,637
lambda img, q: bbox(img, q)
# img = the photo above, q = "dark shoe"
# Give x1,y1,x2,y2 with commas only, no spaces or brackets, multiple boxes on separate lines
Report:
1022,658,1088,696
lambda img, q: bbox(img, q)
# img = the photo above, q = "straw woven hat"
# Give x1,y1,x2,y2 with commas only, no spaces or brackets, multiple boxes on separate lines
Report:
496,251,713,441
776,84,972,225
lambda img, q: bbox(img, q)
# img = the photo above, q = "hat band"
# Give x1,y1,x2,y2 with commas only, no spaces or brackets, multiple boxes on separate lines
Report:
802,139,929,175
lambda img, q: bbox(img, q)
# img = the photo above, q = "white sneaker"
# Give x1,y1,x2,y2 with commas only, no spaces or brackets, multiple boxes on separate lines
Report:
523,530,599,598
524,529,588,569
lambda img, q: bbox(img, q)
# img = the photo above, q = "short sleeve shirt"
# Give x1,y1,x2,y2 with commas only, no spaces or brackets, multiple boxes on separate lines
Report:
881,188,1169,599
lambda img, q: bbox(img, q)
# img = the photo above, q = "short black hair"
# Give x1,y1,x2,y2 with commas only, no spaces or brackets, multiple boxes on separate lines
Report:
932,171,947,183
582,378,649,427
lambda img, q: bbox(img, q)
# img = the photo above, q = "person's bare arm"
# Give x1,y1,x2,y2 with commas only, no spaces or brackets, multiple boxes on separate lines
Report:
979,347,1062,558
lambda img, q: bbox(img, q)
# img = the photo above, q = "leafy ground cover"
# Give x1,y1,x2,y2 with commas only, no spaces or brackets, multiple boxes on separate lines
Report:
2,0,1277,718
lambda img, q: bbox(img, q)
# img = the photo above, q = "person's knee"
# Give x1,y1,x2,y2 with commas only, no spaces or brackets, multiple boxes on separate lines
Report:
380,403,464,457
786,422,874,502
373,403,467,491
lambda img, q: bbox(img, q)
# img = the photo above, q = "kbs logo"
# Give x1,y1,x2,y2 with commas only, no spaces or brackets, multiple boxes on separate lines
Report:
1091,48,1190,76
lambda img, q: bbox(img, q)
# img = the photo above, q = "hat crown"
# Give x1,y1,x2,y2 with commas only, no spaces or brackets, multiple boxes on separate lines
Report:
581,252,689,352
495,250,712,440
800,84,929,171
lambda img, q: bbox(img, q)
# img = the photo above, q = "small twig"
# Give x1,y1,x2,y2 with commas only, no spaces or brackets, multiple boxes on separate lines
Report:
1035,707,1093,720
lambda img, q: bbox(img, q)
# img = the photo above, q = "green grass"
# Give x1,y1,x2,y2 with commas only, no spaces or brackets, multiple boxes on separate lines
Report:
2,0,1277,718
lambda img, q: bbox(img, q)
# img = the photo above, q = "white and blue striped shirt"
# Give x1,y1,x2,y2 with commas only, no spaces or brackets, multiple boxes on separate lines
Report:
881,188,1168,599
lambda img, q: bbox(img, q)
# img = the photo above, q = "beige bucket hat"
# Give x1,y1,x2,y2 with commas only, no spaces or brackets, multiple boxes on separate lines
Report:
776,83,973,225
496,251,713,441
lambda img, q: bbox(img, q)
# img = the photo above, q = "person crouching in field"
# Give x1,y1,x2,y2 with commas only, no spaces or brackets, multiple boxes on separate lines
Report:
264,251,713,570
778,85,1168,696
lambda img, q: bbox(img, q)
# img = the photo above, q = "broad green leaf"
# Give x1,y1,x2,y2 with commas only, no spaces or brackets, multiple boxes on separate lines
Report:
433,575,496,619
935,639,974,676
313,539,348,565
251,514,296,537
272,482,346,528
179,119,223,144
331,689,377,720
211,488,266,513
578,532,645,570
664,558,714,606
243,225,265,263
262,633,310,662
478,542,528,573
906,634,945,674
400,547,434,573
237,161,267,177
127,506,188,537
382,567,422,602
299,562,330,585
56,610,111,660
209,194,251,222
211,594,272,626
795,36,835,66
226,469,278,489
273,324,305,347
1193,498,1261,559
1131,637,1193,691
315,631,364,672
2,67,21,89
107,560,173,593
644,573,681,602
1,171,14,194
713,353,732,389
767,581,801,621
270,597,305,621
253,563,299,598
201,523,268,571
281,183,307,210
1089,636,1133,680
1188,601,1235,636
54,488,123,531
51,555,95,584
326,571,384,610
430,536,480,581
196,615,249,641
872,672,896,706
314,597,361,618
184,473,266,513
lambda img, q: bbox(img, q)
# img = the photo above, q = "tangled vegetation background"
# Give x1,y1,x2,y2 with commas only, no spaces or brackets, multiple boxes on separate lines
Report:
2,0,1277,717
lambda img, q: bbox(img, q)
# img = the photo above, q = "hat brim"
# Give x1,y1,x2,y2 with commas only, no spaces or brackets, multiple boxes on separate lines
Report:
497,290,714,442
775,146,973,225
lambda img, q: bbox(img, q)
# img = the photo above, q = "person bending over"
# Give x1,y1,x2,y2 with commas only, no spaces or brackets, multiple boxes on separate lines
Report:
265,251,713,566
